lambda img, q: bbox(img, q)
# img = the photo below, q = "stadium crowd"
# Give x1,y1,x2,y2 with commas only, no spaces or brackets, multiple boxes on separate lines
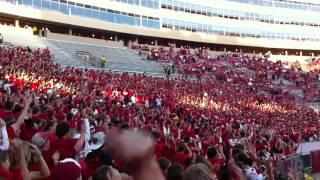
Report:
0,45,319,180
133,44,320,104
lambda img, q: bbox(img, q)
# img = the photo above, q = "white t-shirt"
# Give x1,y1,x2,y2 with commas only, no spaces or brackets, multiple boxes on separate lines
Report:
244,167,265,180
156,98,162,106
131,96,137,104
112,90,119,97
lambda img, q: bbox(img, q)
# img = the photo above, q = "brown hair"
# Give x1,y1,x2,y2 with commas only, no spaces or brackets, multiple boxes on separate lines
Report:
93,165,109,180
183,163,212,180
195,155,213,170
167,163,184,180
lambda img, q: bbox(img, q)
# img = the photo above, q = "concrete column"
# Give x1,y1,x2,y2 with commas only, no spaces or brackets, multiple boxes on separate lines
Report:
312,53,314,57
44,28,49,37
300,51,302,56
155,39,158,46
285,51,288,56
135,37,139,44
115,34,118,41
68,28,72,35
15,19,19,27
224,48,227,52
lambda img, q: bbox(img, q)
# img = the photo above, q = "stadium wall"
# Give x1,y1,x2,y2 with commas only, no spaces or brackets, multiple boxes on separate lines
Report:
1,1,320,51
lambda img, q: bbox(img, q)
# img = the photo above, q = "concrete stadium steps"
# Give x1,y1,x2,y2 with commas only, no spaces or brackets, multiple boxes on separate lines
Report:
3,35,46,49
44,39,165,75
39,38,83,67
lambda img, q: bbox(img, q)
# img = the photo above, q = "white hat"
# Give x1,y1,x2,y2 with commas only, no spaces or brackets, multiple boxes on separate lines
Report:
92,109,98,116
47,89,53,95
88,132,105,150
71,108,78,115
3,84,12,91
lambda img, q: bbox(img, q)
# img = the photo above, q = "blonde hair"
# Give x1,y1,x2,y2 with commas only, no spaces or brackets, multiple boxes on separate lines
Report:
183,163,212,180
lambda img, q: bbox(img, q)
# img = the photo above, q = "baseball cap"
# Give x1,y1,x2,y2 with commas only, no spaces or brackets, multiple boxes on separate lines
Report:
88,132,105,150
50,158,81,180
31,132,48,148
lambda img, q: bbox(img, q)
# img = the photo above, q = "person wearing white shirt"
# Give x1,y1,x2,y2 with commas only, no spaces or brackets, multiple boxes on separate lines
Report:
156,97,162,107
0,118,9,151
131,95,137,104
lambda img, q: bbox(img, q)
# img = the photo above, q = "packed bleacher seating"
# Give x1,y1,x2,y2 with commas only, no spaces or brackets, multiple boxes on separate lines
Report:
1,44,320,180
133,44,320,104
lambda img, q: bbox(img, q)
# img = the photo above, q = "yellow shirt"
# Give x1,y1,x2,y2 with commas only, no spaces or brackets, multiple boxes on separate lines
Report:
100,56,107,62
33,26,38,32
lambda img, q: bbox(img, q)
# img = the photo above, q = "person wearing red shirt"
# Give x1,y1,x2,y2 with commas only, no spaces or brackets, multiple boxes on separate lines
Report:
207,146,226,178
0,101,15,119
155,137,166,158
173,141,192,168
6,92,33,140
49,121,85,161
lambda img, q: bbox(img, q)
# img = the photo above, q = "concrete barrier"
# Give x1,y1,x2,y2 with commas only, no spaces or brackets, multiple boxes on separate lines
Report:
0,25,33,37
47,32,124,47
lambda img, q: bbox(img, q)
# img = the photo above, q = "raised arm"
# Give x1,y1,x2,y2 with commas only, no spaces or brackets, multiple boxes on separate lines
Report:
29,143,50,179
227,148,245,180
12,140,31,180
74,119,86,153
185,142,193,157
107,130,165,180
11,91,33,133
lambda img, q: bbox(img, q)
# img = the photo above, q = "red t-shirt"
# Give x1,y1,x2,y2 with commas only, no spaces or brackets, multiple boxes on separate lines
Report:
10,168,23,180
154,140,166,158
50,138,77,160
42,150,55,169
6,126,15,139
0,109,15,119
209,158,225,167
20,124,38,142
0,166,12,180
173,152,191,167
81,158,101,180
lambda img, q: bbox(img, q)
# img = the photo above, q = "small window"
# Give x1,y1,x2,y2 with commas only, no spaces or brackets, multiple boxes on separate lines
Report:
92,6,99,10
76,3,84,7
